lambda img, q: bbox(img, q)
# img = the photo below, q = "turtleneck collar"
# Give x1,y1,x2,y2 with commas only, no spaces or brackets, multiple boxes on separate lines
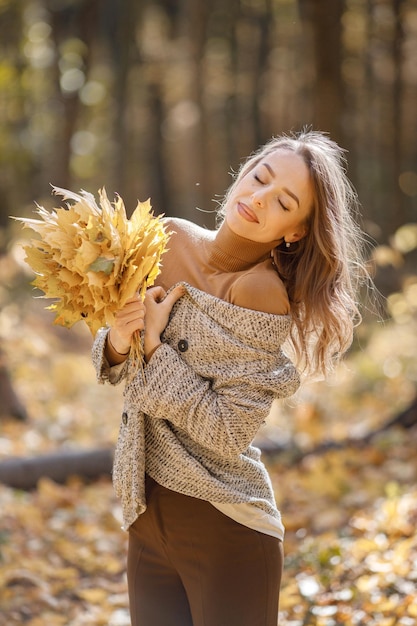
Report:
208,220,282,273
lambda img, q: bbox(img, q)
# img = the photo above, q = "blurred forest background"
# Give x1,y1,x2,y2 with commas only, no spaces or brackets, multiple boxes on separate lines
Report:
1,0,417,624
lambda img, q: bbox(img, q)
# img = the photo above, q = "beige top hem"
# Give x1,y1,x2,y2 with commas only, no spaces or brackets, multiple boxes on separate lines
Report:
210,501,285,541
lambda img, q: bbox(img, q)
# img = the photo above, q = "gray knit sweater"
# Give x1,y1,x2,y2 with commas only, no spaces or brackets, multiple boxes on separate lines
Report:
92,283,300,530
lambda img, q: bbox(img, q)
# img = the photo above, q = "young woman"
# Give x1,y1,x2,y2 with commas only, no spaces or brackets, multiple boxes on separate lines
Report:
92,130,368,626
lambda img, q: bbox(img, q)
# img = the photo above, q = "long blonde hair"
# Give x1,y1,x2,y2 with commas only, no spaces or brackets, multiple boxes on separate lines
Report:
220,129,370,377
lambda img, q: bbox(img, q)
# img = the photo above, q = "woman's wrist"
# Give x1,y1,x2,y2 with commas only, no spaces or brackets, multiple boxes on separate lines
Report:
108,331,130,356
144,343,163,363
144,332,162,363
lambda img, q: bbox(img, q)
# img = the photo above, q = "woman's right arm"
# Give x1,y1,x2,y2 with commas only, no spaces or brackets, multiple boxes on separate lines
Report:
92,295,146,384
94,285,185,384
104,295,146,366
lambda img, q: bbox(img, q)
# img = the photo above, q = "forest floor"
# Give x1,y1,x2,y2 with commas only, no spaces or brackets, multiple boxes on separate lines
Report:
1,253,417,625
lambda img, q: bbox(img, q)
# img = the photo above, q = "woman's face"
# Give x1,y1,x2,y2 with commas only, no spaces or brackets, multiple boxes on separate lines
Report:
224,149,314,244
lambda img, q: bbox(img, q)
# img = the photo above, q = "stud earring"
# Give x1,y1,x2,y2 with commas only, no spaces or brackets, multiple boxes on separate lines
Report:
285,241,291,248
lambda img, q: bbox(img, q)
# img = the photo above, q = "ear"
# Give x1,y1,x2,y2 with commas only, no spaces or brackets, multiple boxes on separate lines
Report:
288,225,308,243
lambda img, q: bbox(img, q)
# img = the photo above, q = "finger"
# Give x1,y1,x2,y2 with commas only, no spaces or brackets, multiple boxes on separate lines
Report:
115,310,145,327
162,284,187,308
113,314,145,341
125,294,141,304
145,286,167,304
115,301,145,321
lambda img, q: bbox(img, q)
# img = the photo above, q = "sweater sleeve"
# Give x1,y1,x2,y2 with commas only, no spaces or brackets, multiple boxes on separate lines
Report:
126,342,298,459
92,327,131,385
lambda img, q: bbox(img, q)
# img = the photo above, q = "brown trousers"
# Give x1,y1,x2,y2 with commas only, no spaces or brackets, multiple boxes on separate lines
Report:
127,476,283,626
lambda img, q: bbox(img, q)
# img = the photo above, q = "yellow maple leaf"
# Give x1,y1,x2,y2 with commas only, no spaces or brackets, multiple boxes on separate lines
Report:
13,187,171,364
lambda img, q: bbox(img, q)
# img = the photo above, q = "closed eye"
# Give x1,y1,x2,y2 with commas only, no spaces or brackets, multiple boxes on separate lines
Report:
254,174,265,184
279,200,290,211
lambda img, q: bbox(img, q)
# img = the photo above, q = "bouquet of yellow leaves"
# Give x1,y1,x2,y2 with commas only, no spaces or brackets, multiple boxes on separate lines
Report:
15,186,170,362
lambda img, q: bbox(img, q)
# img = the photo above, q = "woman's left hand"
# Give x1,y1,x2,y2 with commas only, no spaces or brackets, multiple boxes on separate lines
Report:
143,285,186,360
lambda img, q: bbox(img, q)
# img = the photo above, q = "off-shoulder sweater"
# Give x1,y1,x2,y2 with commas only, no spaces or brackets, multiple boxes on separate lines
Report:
93,217,300,539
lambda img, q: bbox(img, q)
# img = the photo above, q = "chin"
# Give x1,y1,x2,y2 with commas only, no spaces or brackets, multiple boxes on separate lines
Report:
227,220,250,239
225,211,248,234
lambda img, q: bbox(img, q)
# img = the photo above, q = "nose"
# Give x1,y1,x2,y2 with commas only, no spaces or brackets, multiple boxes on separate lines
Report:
252,190,265,208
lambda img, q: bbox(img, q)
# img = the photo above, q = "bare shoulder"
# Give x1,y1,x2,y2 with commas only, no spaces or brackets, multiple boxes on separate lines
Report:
231,260,290,315
163,216,189,233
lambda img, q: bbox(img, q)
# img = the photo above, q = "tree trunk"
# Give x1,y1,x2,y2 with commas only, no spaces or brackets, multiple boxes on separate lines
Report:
261,394,417,463
103,0,141,204
47,0,99,189
0,350,27,422
1,395,416,488
391,0,405,231
298,0,344,142
0,448,113,490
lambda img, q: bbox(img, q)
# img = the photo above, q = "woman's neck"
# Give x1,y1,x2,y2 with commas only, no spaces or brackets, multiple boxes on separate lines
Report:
208,220,280,272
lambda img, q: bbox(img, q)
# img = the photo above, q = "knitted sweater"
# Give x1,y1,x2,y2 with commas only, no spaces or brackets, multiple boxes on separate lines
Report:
93,283,300,530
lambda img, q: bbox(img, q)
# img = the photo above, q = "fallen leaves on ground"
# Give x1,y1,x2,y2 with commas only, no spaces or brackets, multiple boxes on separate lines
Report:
0,477,129,626
0,250,417,625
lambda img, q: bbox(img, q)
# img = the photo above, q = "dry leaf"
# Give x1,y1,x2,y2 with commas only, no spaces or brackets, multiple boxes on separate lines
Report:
13,187,171,363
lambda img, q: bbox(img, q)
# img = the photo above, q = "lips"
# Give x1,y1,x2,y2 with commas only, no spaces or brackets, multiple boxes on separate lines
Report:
237,202,259,223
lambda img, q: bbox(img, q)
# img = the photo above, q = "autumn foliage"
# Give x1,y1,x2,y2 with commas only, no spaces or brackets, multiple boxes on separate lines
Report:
14,187,170,337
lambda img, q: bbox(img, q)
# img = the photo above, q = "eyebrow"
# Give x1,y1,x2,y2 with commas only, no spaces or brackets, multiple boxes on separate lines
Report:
261,162,300,207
